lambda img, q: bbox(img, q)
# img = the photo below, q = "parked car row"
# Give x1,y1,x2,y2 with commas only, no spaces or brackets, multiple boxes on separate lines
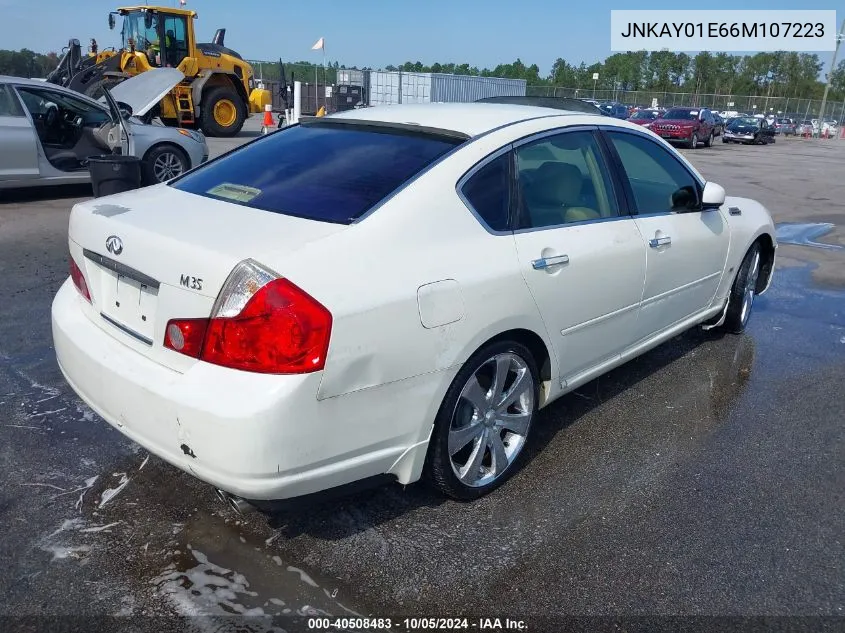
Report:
0,69,209,191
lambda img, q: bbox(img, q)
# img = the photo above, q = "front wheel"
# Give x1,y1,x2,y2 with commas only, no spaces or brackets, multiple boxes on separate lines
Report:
704,131,714,147
426,341,539,500
688,132,698,149
723,243,762,334
199,86,246,137
143,144,189,185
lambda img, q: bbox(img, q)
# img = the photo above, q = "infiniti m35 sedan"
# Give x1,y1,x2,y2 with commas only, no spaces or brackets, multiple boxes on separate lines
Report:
52,103,776,507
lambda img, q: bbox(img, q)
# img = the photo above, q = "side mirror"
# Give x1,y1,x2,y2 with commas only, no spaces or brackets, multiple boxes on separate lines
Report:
702,181,726,210
144,11,154,30
117,101,133,119
108,13,116,30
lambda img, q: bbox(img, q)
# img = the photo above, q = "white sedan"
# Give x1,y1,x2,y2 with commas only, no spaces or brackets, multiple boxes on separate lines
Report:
52,103,777,508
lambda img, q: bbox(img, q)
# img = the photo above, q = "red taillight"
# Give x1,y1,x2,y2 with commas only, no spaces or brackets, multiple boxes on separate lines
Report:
164,318,208,358
164,261,332,375
69,256,91,303
202,278,332,374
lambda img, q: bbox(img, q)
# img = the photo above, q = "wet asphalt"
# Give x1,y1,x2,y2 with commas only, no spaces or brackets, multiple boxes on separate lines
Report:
0,122,843,630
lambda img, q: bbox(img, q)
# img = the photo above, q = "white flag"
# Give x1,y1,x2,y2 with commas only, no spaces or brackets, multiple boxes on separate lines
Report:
311,37,324,51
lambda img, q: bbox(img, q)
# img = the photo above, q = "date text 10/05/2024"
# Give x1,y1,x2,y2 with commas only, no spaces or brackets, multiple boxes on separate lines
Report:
307,617,528,631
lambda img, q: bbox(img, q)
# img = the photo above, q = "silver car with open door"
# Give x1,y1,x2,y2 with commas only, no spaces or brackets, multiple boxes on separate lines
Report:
0,68,207,190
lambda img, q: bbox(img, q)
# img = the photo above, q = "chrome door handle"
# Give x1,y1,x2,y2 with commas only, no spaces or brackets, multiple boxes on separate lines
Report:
649,236,671,248
532,254,569,270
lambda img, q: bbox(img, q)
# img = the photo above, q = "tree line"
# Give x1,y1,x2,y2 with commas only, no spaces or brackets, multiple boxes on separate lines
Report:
4,47,845,102
384,52,845,101
0,49,59,78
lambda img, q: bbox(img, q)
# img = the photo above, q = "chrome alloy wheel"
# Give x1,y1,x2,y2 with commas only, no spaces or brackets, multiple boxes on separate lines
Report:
153,151,185,182
740,248,761,326
448,353,535,488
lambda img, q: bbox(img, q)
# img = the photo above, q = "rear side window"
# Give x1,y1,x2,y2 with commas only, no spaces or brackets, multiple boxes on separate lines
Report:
171,123,463,224
0,85,24,116
460,153,511,232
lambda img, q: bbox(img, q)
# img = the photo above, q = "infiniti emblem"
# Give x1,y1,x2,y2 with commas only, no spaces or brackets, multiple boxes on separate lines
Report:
106,235,123,256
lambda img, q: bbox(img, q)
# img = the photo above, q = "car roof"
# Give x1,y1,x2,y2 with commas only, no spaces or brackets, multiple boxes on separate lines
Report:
0,75,99,103
0,74,57,87
327,103,598,138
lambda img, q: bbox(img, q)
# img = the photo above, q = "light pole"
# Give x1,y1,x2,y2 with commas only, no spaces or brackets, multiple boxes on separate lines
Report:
818,18,845,133
592,72,599,99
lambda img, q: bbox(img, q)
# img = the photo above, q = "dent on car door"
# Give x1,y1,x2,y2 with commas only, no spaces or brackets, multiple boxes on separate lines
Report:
0,84,40,181
509,128,647,384
603,130,730,341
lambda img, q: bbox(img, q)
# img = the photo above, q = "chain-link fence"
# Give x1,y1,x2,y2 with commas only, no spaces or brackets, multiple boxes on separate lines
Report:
244,58,845,123
526,86,845,122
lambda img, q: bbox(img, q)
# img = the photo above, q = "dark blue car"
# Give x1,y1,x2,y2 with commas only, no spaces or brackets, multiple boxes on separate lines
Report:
598,102,630,119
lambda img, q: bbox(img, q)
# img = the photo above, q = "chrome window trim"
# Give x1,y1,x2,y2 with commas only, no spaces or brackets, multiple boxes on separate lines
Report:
510,123,601,150
513,213,635,236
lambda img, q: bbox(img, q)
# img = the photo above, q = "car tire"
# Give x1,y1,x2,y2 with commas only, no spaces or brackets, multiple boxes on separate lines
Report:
199,86,246,138
143,144,189,185
426,340,539,501
723,243,762,334
688,132,698,149
704,131,714,147
722,137,729,143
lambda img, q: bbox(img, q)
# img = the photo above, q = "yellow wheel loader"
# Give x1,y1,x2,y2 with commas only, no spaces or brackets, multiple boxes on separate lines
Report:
45,6,270,137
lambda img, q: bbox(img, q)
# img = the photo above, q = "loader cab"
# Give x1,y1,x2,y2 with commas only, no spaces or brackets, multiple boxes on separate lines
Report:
116,8,192,70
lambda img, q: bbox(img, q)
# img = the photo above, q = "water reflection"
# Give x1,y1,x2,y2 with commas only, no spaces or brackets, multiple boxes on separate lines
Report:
776,222,843,250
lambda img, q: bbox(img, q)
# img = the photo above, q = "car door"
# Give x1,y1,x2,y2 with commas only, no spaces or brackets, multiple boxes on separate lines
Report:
101,85,134,156
0,83,40,182
602,128,730,342
700,109,714,138
16,84,122,171
510,128,647,384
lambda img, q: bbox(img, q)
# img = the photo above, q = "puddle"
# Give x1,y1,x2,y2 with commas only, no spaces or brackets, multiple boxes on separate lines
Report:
148,510,363,623
775,222,843,250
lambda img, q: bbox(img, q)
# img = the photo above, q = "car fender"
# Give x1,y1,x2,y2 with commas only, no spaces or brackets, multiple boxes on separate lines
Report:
126,119,205,168
711,196,777,305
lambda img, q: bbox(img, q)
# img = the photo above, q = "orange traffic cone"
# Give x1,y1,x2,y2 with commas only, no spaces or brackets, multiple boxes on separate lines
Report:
261,104,275,134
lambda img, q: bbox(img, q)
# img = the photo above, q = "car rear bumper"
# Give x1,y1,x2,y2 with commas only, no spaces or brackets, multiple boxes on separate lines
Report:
723,133,755,141
52,279,439,500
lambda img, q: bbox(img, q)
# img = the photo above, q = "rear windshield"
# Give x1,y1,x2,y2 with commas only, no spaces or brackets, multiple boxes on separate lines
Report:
171,123,464,224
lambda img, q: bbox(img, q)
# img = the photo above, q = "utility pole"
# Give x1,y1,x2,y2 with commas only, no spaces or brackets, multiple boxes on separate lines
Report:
818,18,845,132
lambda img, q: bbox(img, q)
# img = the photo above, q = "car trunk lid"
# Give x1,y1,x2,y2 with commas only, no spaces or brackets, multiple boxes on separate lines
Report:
68,184,346,372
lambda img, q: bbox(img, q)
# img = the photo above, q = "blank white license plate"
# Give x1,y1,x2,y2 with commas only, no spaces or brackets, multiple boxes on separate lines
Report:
101,270,157,344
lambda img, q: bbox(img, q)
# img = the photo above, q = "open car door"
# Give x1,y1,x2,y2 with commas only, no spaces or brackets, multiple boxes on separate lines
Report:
101,85,134,157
